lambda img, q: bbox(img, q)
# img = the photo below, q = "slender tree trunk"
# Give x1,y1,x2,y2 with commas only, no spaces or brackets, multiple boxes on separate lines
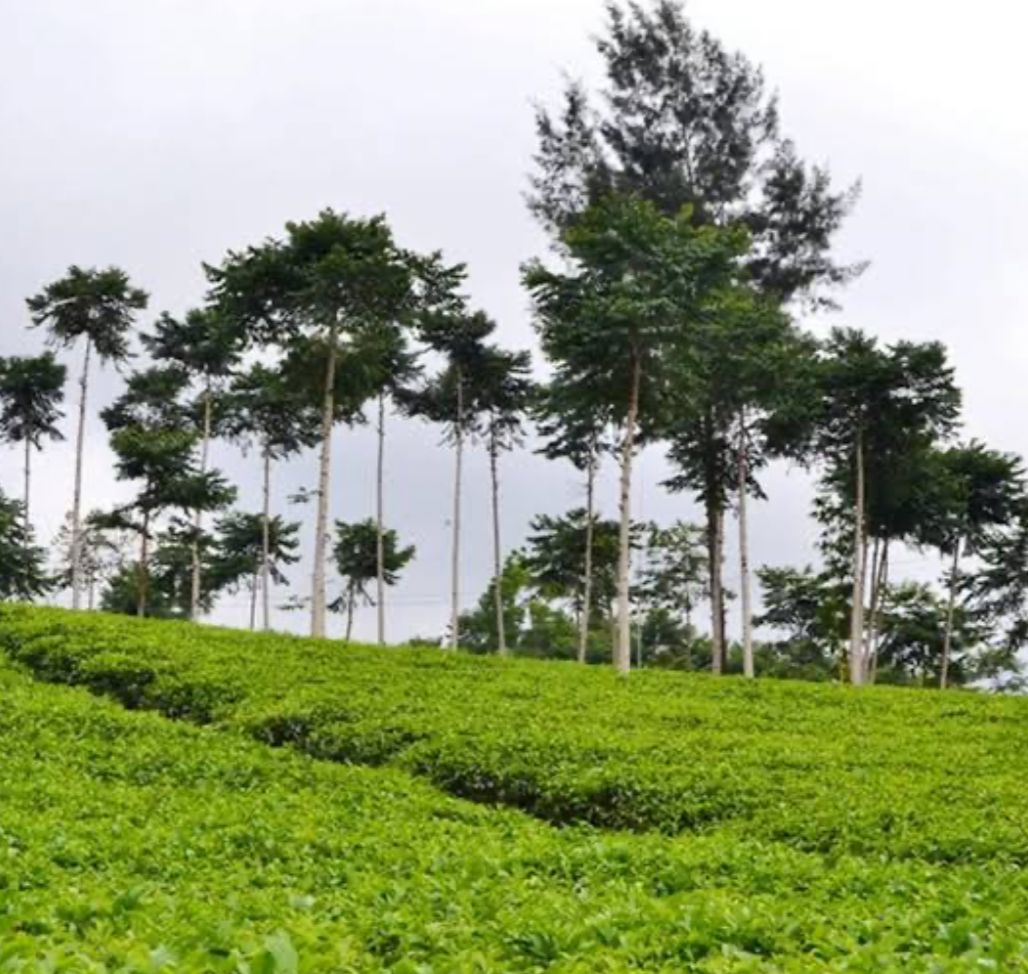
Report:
940,540,961,690
449,370,464,651
88,578,95,612
70,337,92,610
23,431,32,534
189,384,212,621
375,391,386,645
849,431,867,685
137,510,151,618
869,540,889,684
249,570,258,631
706,500,726,674
311,328,338,639
863,536,881,680
346,591,355,643
489,425,507,656
615,355,641,675
261,447,272,632
578,454,596,665
737,418,754,679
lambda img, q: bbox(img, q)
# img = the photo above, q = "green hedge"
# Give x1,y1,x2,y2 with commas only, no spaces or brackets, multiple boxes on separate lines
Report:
5,656,1028,970
3,604,1028,864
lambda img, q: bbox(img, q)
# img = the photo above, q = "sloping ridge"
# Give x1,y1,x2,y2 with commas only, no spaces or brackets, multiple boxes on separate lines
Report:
2,604,1027,865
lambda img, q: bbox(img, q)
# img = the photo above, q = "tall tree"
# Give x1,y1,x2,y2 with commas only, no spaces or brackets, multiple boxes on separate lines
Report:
529,0,861,305
401,269,494,650
141,308,244,620
811,329,961,684
27,265,148,608
214,511,301,630
208,211,414,638
916,443,1025,689
331,518,415,642
102,426,235,617
0,353,66,529
524,193,745,672
533,373,615,662
476,346,533,655
359,321,420,646
663,299,814,674
224,363,320,630
0,490,52,601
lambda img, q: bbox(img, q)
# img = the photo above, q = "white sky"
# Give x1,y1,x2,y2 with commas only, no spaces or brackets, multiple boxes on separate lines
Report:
3,0,1027,640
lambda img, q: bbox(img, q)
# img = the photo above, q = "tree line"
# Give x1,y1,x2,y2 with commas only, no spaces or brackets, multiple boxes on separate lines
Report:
2,0,1025,689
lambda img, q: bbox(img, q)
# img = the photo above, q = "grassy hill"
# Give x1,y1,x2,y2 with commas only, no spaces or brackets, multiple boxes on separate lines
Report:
2,605,1028,970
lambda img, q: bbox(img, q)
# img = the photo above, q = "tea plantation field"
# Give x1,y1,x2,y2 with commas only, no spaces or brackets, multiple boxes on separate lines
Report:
2,606,1028,970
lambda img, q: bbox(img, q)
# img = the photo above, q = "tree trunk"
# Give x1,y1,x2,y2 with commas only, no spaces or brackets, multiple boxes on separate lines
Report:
849,430,867,685
863,536,881,680
346,590,355,643
261,447,272,632
869,540,889,684
615,354,641,675
449,370,464,651
489,425,507,656
706,500,726,674
578,454,596,665
189,384,213,621
375,391,386,646
137,509,151,618
23,430,31,534
940,540,961,690
70,337,92,610
737,417,754,679
249,570,258,631
310,329,338,639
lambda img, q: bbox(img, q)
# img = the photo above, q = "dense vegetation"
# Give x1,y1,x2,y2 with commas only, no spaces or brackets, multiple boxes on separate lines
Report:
3,605,1027,861
3,607,1028,971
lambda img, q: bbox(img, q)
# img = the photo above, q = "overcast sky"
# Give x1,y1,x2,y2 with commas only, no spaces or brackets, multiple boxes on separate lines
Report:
3,0,1027,641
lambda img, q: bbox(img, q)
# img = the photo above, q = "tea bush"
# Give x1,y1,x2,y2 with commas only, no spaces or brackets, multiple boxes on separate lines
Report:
4,657,1028,970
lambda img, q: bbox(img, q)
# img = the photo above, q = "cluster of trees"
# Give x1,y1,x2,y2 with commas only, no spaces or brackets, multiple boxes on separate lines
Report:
2,1,1026,689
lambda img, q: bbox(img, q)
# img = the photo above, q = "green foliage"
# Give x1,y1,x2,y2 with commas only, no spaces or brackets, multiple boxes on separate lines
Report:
0,493,52,599
0,352,66,450
8,605,1028,874
7,649,1028,971
530,0,861,304
331,519,415,638
27,264,147,361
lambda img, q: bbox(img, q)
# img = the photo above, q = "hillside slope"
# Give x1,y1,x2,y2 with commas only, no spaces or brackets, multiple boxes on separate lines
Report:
1,641,1027,970
3,606,1026,860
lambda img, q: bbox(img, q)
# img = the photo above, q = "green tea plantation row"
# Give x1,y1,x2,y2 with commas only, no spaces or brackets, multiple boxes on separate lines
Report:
3,606,1028,865
3,657,1028,970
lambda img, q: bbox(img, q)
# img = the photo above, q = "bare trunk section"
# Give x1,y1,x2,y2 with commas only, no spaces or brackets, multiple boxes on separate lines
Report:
868,540,889,683
849,429,867,685
189,385,212,621
70,337,92,610
249,571,258,631
578,454,596,665
737,417,754,678
448,370,464,651
615,354,641,675
863,536,881,679
310,329,338,639
489,424,507,656
706,501,726,674
375,392,386,645
346,590,355,643
137,509,151,618
23,431,31,534
940,540,961,690
261,447,271,631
